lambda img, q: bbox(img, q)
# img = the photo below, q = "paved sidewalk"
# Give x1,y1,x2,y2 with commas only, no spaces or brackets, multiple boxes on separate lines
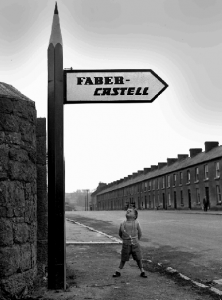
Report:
30,219,217,300
66,219,122,244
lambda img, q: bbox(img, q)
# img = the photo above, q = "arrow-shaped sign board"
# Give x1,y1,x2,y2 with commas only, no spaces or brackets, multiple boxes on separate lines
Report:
64,69,168,104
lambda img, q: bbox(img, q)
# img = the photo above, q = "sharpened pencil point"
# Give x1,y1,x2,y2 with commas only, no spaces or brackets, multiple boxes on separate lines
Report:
54,2,58,15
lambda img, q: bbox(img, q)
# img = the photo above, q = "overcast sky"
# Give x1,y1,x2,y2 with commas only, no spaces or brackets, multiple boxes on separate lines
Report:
1,0,222,192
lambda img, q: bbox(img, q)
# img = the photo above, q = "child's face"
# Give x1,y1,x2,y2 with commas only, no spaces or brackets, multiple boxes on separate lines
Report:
126,208,136,219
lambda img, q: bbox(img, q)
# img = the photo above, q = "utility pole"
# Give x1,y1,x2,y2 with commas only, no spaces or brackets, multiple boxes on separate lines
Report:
48,3,66,290
86,189,89,211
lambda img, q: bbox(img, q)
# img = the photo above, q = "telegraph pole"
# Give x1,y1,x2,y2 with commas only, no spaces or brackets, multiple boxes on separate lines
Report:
48,2,66,290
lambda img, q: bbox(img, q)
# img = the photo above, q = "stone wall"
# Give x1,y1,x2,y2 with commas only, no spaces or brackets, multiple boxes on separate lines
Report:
36,118,47,277
0,83,37,299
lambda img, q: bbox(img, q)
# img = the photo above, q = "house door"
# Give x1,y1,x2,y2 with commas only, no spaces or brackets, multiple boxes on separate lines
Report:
205,187,210,208
163,193,167,210
174,191,177,209
188,189,191,209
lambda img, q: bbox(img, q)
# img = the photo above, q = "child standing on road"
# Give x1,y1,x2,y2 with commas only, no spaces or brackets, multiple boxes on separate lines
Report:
113,207,147,278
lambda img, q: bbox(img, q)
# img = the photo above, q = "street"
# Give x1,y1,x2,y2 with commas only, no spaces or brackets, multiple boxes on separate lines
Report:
66,210,222,286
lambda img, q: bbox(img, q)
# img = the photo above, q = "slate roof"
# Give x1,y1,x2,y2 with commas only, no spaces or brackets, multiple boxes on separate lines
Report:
97,145,222,195
0,82,33,102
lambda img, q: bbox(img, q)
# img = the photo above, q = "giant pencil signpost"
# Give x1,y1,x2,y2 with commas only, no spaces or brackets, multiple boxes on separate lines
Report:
48,3,168,290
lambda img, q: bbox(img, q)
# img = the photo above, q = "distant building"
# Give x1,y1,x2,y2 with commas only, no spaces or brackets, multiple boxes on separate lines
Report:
91,182,107,210
94,142,222,211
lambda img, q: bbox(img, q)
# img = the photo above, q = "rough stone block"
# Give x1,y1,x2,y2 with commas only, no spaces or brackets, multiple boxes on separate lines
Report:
5,181,25,209
0,148,9,175
0,131,5,144
6,207,14,217
0,218,13,246
29,222,37,243
20,243,31,271
36,137,46,165
0,268,36,297
0,206,7,217
19,120,36,144
37,215,48,240
28,149,36,164
8,161,36,182
24,202,36,223
37,165,47,191
0,113,19,132
36,118,46,137
37,190,47,214
0,98,13,113
13,99,36,123
0,181,7,206
4,132,22,145
0,245,20,277
31,243,37,268
37,240,47,274
31,181,37,194
9,149,29,163
13,223,30,244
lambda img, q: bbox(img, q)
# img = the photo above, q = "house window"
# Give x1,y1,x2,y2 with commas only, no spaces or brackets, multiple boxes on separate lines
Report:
148,181,151,191
195,167,199,182
179,172,183,185
173,174,176,186
216,162,220,178
187,170,190,183
162,177,165,188
153,179,155,190
204,164,209,180
180,190,184,205
167,175,170,188
144,182,147,191
216,185,221,204
137,184,140,193
196,188,200,204
157,178,159,190
168,193,171,206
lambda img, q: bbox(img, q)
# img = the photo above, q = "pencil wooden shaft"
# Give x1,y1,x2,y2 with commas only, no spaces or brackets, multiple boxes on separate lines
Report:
47,40,65,289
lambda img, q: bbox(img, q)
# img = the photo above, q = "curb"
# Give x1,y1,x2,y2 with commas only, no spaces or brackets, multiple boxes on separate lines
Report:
143,260,222,296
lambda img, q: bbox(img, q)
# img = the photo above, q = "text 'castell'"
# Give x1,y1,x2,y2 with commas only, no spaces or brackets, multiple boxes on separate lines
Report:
77,76,149,96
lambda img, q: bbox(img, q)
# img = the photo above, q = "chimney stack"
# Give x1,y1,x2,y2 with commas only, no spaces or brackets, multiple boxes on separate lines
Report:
189,148,202,158
167,158,177,166
151,165,158,171
143,168,150,174
178,154,189,161
158,162,167,169
205,141,219,152
137,170,143,176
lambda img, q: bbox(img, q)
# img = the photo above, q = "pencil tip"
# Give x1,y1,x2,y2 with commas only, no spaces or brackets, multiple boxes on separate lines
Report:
54,2,58,15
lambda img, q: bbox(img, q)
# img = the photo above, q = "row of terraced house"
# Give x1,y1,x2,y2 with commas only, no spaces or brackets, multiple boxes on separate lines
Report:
91,141,222,211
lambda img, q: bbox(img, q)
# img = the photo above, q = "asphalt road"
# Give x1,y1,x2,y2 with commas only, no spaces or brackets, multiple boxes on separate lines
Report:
66,210,222,287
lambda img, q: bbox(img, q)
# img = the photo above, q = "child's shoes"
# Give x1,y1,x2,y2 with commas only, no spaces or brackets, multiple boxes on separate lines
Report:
140,271,147,278
113,271,121,277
